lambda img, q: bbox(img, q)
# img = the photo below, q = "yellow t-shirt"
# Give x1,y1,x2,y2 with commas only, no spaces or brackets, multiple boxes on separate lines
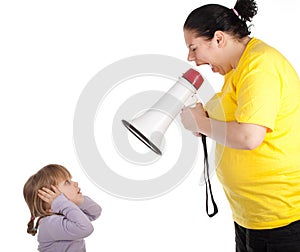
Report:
205,38,300,229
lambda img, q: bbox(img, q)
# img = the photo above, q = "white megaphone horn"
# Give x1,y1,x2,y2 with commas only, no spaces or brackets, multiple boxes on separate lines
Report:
122,68,204,155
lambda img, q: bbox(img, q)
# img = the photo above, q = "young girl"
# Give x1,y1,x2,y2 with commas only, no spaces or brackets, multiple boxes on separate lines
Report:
23,164,102,251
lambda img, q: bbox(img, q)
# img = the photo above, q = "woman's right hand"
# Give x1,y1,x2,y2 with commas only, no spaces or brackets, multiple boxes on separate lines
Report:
180,103,208,133
192,132,202,137
38,185,61,208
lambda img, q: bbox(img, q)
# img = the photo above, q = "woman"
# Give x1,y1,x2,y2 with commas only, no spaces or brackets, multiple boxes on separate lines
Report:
180,0,300,251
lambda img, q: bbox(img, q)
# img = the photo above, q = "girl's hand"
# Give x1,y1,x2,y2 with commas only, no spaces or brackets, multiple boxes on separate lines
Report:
38,185,61,207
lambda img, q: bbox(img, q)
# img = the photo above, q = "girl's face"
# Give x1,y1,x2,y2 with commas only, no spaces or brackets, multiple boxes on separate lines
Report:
56,177,83,205
184,29,231,75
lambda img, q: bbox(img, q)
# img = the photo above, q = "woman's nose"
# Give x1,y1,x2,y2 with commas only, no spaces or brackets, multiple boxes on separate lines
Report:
187,51,195,62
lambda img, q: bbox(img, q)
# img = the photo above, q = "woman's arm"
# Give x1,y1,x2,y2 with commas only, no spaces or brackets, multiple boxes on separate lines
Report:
180,103,266,150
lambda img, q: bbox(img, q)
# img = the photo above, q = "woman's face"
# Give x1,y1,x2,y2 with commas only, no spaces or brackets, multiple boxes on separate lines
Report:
184,29,231,75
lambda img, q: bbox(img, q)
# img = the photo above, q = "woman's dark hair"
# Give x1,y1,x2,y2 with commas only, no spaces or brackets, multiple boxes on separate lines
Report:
184,0,258,40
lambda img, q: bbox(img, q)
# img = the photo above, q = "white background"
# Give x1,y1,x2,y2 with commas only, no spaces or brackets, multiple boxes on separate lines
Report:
1,0,299,251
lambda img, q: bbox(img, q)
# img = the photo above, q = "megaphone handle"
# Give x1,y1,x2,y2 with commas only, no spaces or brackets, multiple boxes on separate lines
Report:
201,135,218,217
184,94,198,108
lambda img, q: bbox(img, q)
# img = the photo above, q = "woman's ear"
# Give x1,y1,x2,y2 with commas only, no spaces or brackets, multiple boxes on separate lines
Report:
214,30,225,48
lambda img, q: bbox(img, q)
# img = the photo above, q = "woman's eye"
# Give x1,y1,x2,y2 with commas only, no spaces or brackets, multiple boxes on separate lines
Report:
192,48,196,52
65,180,70,185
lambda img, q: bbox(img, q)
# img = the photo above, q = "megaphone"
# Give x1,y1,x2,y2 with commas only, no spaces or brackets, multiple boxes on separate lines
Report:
122,68,218,217
122,68,204,155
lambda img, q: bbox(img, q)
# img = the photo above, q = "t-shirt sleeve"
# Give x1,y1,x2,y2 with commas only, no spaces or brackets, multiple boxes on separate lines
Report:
235,69,281,132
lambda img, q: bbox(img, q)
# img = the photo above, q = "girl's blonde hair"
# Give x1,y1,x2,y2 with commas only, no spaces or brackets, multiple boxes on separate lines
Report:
23,164,71,236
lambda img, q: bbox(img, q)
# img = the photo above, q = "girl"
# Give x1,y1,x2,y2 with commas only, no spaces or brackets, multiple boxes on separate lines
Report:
180,0,300,251
23,164,102,251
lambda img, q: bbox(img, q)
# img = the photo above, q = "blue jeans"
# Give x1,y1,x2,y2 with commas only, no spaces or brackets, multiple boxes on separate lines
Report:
235,220,300,252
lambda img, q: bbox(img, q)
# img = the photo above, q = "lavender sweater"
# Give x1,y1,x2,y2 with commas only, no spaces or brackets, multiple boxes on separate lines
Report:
37,194,102,252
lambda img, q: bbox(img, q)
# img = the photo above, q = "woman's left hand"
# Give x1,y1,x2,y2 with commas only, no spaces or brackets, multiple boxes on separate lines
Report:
180,103,208,133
